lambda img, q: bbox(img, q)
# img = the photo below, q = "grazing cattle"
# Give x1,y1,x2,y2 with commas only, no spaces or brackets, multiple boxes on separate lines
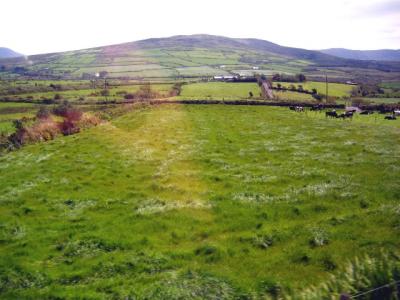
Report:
385,115,397,120
344,111,354,119
325,111,338,118
335,111,354,120
345,111,354,118
289,106,304,112
311,105,323,111
360,110,373,115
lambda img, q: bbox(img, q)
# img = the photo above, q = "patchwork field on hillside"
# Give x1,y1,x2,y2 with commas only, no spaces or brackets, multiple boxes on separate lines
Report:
178,82,261,100
1,104,399,299
273,81,355,98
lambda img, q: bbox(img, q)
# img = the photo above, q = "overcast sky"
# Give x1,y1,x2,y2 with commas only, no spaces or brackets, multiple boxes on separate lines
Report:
1,0,399,55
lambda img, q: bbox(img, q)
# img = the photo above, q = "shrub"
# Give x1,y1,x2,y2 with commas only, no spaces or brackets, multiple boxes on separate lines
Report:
77,113,101,129
100,89,109,97
59,119,80,136
36,106,51,119
9,118,60,146
124,93,135,100
24,119,60,142
53,101,72,116
169,83,183,97
64,109,83,122
53,101,82,121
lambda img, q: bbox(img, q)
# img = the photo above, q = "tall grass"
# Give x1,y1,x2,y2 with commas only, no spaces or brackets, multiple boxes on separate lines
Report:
285,251,400,300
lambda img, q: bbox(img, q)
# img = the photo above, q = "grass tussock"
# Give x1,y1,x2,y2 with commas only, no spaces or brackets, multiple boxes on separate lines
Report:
285,251,400,300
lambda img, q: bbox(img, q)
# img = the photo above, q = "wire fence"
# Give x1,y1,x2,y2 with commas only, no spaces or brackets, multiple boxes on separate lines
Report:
339,280,400,299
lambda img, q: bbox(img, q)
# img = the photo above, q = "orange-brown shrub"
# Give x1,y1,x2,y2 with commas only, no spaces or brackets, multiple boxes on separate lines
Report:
77,113,102,129
20,119,60,144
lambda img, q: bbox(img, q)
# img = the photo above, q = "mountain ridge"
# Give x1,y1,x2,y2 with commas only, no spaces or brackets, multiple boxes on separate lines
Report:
320,48,400,61
0,47,23,58
1,34,400,81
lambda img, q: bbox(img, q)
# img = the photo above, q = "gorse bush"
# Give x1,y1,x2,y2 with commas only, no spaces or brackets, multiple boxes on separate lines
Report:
8,118,59,147
2,103,101,150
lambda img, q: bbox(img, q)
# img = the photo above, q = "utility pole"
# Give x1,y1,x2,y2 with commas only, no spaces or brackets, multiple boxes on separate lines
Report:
104,77,108,102
325,74,328,103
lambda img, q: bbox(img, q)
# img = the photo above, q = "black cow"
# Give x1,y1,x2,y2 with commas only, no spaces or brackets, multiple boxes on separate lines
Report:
311,105,323,111
337,111,354,119
385,115,397,120
360,110,373,115
325,111,338,118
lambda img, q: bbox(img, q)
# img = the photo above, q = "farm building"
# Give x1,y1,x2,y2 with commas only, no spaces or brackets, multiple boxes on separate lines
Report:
213,75,238,81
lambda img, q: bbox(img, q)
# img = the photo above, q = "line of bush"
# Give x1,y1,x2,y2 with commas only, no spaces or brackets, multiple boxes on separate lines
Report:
0,101,101,151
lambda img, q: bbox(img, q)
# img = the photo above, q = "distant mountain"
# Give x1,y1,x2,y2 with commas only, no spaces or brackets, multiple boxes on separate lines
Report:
320,48,400,61
0,35,400,81
0,47,22,58
127,34,343,65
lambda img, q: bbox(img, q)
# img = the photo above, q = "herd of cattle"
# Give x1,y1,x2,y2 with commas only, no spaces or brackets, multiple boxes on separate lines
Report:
289,105,400,120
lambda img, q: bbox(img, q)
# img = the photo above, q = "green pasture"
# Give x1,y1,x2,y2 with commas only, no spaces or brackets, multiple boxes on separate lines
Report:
0,83,174,102
178,82,260,100
273,90,315,101
0,104,399,298
273,81,355,98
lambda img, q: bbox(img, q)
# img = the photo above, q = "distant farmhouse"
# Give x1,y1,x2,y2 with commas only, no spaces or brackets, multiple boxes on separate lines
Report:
213,75,238,81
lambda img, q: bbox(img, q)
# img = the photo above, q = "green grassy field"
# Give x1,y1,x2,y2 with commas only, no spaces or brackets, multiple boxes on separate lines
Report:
0,83,174,103
362,97,400,104
273,81,355,98
0,102,39,134
1,104,399,299
273,90,315,101
177,82,261,100
379,81,400,89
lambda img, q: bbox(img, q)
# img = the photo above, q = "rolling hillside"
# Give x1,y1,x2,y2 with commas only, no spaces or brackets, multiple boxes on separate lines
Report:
1,35,400,81
320,48,400,61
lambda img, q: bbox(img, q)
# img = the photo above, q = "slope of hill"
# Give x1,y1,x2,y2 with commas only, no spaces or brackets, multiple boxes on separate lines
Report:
0,47,22,58
320,48,400,61
0,35,400,81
